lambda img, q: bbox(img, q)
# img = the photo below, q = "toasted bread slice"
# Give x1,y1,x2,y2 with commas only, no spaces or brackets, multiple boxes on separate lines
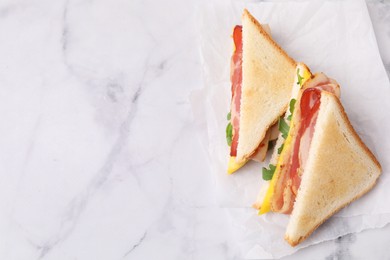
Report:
285,92,381,246
236,9,297,163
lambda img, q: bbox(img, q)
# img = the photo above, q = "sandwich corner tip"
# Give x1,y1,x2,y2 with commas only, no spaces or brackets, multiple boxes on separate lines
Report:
284,235,299,247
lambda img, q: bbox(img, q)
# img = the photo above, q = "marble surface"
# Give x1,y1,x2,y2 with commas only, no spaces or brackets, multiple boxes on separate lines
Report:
0,0,389,259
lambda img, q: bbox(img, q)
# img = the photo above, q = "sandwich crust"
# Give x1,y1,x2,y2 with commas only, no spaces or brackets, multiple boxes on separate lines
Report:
285,174,380,246
285,92,381,246
331,94,380,170
242,9,296,68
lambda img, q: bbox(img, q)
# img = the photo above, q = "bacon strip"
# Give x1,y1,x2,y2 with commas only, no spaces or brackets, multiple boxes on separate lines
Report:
229,24,275,160
302,73,340,97
272,74,340,214
230,25,243,157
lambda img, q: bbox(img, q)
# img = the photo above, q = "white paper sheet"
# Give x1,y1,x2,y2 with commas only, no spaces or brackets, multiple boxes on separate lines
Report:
192,0,390,258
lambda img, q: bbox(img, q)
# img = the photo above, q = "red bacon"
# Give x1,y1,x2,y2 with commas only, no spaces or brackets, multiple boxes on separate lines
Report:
272,88,321,213
272,73,340,214
272,74,340,214
230,26,243,157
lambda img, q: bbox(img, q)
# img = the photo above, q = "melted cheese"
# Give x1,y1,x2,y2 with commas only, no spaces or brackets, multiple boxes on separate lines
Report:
227,156,247,174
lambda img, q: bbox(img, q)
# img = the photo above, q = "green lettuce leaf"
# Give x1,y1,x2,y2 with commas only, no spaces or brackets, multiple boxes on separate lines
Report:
297,68,304,86
262,164,276,180
226,122,232,146
287,98,296,121
278,117,290,139
277,144,284,154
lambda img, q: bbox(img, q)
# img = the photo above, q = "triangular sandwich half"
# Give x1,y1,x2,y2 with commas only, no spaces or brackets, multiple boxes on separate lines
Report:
226,9,297,173
285,91,381,246
256,73,381,246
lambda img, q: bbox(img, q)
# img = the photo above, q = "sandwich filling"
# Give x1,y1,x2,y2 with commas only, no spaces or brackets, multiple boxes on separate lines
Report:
272,88,321,213
229,25,243,157
256,65,312,212
227,25,276,169
271,74,340,214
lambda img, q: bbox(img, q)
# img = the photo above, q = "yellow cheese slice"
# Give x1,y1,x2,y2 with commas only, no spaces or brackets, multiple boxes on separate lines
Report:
227,156,247,174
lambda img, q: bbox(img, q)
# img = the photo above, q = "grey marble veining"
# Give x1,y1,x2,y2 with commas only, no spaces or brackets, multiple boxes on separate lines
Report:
0,0,388,259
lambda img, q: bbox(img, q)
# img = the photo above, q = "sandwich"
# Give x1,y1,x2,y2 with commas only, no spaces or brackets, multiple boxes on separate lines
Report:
252,63,313,208
254,73,381,246
226,9,298,174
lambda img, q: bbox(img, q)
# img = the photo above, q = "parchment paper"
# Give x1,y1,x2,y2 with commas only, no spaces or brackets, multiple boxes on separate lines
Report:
192,0,390,258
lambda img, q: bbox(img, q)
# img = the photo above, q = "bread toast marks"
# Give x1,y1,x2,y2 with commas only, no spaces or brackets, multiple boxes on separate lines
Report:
236,10,296,163
285,92,381,246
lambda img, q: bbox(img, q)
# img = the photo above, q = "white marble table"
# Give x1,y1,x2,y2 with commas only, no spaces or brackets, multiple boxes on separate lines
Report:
0,0,389,259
